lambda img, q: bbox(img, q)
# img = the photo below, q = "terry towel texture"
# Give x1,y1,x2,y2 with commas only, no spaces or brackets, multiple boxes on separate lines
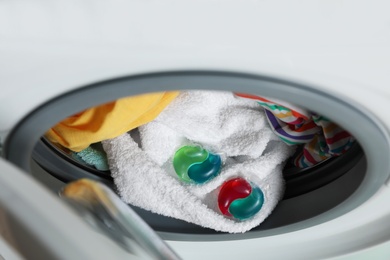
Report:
102,91,294,233
71,143,109,171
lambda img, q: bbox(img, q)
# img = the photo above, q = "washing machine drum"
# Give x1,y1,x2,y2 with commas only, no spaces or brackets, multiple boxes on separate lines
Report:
32,129,364,234
5,72,389,241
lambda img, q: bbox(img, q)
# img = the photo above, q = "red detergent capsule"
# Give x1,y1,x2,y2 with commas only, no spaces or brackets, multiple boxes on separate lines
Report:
218,177,264,220
218,177,252,217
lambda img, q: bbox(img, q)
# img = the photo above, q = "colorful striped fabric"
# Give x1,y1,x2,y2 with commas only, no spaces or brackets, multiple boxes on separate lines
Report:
235,93,354,169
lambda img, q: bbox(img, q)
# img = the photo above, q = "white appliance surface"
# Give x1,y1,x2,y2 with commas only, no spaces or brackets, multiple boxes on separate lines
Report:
1,0,390,259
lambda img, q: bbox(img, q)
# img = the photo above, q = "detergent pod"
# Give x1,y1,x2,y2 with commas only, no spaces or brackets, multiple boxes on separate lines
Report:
218,177,264,220
173,145,222,184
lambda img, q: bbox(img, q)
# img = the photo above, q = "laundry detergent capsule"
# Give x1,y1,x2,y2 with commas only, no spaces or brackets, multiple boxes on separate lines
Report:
173,145,222,184
218,177,264,220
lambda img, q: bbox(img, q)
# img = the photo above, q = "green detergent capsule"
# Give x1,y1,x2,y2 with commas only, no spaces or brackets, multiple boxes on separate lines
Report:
173,145,221,184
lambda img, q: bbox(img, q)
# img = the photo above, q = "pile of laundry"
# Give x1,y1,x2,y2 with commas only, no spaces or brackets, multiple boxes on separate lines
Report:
46,90,354,233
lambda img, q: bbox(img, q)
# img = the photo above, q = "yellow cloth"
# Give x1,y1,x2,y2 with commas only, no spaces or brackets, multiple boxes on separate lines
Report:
45,92,179,152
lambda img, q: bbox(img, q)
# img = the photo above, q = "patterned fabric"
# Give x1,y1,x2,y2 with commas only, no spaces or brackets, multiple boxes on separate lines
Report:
235,93,354,168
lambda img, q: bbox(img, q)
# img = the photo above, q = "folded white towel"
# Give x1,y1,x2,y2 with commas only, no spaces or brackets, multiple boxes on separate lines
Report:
139,91,278,165
102,91,294,233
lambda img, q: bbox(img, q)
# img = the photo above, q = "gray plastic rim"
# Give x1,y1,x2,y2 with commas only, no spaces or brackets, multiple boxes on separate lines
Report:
4,71,390,241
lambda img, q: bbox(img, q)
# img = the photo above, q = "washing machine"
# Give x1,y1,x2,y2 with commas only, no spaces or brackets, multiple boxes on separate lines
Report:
1,0,390,259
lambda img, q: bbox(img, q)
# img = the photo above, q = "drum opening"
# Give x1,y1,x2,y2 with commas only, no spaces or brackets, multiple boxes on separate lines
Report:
4,71,388,240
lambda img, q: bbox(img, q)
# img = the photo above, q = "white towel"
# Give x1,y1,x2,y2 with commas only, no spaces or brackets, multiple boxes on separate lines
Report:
102,91,294,233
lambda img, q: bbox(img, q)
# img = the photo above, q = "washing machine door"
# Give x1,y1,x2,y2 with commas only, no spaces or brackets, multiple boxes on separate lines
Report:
3,158,390,260
0,158,180,260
